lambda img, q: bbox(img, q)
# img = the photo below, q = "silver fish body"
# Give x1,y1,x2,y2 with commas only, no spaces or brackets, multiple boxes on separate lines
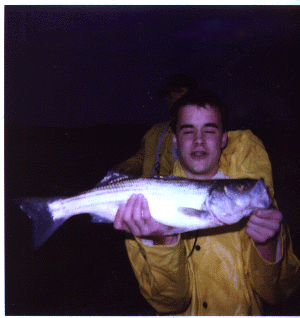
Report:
18,176,271,248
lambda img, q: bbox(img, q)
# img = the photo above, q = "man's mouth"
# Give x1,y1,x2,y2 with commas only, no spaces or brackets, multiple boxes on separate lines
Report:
191,151,208,159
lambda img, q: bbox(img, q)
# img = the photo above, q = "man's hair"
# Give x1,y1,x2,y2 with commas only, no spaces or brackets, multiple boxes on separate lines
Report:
170,89,228,133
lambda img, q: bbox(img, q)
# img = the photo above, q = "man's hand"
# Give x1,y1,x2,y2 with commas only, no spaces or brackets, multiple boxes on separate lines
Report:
246,209,283,243
245,208,283,262
114,194,178,245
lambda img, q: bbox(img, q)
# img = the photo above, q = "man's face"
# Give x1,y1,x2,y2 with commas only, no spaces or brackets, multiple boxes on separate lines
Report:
172,104,227,180
166,87,189,110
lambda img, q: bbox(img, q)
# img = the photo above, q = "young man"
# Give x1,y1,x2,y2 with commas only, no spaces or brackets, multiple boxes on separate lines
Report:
114,90,300,315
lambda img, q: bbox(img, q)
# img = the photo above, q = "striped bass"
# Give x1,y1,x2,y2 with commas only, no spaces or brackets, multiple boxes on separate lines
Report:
17,175,271,249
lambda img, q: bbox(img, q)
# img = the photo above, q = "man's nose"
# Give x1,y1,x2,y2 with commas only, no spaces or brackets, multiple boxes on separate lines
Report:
194,131,204,145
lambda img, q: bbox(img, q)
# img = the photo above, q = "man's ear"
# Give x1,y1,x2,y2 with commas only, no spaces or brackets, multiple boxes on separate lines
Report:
172,133,178,150
221,131,228,149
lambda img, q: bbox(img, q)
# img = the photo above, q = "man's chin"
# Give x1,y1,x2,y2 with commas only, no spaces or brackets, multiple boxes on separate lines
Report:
184,165,218,180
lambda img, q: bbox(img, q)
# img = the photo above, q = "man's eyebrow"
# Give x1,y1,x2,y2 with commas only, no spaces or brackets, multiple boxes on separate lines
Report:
179,124,194,131
179,123,219,131
204,123,219,129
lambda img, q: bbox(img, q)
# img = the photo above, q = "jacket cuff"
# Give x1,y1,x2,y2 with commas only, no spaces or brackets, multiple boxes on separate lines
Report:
249,237,282,281
247,227,284,303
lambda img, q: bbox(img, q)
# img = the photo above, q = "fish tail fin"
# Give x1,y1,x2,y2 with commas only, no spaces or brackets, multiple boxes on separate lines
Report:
15,197,67,249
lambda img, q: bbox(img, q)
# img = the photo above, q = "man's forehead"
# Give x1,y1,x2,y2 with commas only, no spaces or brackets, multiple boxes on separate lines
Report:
178,104,221,123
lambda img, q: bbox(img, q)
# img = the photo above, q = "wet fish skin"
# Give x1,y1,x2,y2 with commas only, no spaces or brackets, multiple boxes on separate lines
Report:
17,177,271,249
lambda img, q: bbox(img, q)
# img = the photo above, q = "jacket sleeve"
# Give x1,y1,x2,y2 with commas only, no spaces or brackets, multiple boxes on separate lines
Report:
125,236,191,314
242,224,300,305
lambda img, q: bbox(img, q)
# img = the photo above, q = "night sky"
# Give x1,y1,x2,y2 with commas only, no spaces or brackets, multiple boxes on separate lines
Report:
5,5,300,130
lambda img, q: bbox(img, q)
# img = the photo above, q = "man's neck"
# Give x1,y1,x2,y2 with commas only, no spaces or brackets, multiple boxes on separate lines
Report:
173,160,227,180
184,168,219,180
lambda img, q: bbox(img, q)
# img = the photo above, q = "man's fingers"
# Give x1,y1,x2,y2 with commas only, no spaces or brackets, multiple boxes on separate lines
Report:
127,194,144,236
253,209,283,221
248,215,280,232
132,194,143,222
141,195,151,221
114,203,128,231
246,209,283,243
249,209,282,230
114,194,140,234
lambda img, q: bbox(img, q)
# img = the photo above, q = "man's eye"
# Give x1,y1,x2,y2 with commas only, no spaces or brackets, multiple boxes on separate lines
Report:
183,130,193,134
205,130,215,134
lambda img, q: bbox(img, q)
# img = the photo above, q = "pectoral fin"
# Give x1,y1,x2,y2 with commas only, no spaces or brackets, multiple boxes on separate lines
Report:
178,207,210,218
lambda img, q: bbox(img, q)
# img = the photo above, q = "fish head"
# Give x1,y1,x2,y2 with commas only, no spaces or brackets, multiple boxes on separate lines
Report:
208,178,271,224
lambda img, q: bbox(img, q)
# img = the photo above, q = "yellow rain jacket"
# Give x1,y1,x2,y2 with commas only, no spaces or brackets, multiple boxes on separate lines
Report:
124,126,300,315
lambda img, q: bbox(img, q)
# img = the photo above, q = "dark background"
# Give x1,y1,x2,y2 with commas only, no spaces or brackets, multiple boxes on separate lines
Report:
5,5,300,315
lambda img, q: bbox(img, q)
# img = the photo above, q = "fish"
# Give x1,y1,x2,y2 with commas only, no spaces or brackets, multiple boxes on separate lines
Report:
17,175,271,249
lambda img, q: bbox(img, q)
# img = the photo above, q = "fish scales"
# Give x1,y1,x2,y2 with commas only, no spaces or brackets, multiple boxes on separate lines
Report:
16,177,271,249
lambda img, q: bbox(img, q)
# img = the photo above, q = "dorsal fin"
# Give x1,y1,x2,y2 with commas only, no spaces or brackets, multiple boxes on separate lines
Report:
95,171,138,187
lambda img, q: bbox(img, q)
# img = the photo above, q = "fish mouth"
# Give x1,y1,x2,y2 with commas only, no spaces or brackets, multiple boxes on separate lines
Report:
191,151,208,159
